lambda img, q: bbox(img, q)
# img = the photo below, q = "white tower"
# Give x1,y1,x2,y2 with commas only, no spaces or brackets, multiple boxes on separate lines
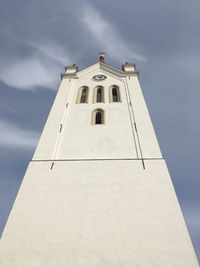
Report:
0,56,199,267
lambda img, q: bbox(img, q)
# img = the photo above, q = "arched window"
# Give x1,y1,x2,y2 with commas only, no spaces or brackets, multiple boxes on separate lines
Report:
95,111,102,124
93,86,104,103
97,88,103,102
80,88,87,103
109,85,121,102
77,86,89,104
112,86,120,102
92,109,105,125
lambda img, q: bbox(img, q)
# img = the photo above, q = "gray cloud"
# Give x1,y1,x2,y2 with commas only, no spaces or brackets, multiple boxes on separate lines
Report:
0,0,199,262
79,4,147,62
0,41,72,90
0,1,148,91
0,120,40,148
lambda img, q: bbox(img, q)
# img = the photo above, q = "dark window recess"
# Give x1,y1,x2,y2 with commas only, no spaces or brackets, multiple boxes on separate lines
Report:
95,112,102,124
80,88,87,103
112,87,119,102
96,88,103,102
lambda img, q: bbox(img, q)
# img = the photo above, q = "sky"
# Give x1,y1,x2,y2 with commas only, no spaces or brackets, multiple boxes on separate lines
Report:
0,0,199,262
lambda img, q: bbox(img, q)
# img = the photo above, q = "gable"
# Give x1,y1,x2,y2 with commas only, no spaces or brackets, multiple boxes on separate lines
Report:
61,62,138,80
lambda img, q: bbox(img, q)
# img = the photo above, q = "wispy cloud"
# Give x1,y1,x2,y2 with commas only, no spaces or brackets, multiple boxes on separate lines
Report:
0,57,56,90
0,120,40,149
80,4,146,62
0,2,146,91
0,42,71,90
27,41,71,66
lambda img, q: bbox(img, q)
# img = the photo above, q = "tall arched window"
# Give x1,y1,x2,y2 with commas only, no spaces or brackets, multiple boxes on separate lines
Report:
93,86,104,103
97,87,103,102
112,86,120,102
95,111,102,124
77,86,89,104
92,109,105,125
80,88,87,103
109,85,121,102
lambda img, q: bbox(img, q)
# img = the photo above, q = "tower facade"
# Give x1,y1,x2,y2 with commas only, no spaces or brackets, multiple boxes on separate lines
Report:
0,59,199,266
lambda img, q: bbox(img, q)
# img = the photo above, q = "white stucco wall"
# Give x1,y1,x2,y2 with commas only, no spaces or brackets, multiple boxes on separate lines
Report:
0,160,198,266
33,63,161,161
0,62,198,266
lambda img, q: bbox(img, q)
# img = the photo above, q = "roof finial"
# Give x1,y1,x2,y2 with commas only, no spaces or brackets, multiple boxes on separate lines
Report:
99,52,106,63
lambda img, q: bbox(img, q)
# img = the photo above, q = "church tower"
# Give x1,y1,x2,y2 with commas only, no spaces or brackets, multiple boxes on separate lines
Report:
0,55,199,266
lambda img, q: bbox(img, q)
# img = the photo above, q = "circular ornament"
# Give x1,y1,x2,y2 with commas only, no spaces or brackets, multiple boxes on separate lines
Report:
92,74,107,81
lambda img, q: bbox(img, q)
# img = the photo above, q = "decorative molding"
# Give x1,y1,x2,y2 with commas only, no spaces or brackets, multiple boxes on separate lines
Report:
61,62,139,80
99,62,138,77
92,74,107,81
61,73,78,80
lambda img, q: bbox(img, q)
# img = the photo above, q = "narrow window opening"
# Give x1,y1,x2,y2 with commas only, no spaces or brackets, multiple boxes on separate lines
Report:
95,112,102,124
92,109,105,125
80,88,87,103
112,87,119,102
109,85,121,103
96,88,103,102
93,86,104,103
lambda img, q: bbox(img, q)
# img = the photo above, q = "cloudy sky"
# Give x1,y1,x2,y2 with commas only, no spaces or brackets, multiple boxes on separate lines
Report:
0,0,199,262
